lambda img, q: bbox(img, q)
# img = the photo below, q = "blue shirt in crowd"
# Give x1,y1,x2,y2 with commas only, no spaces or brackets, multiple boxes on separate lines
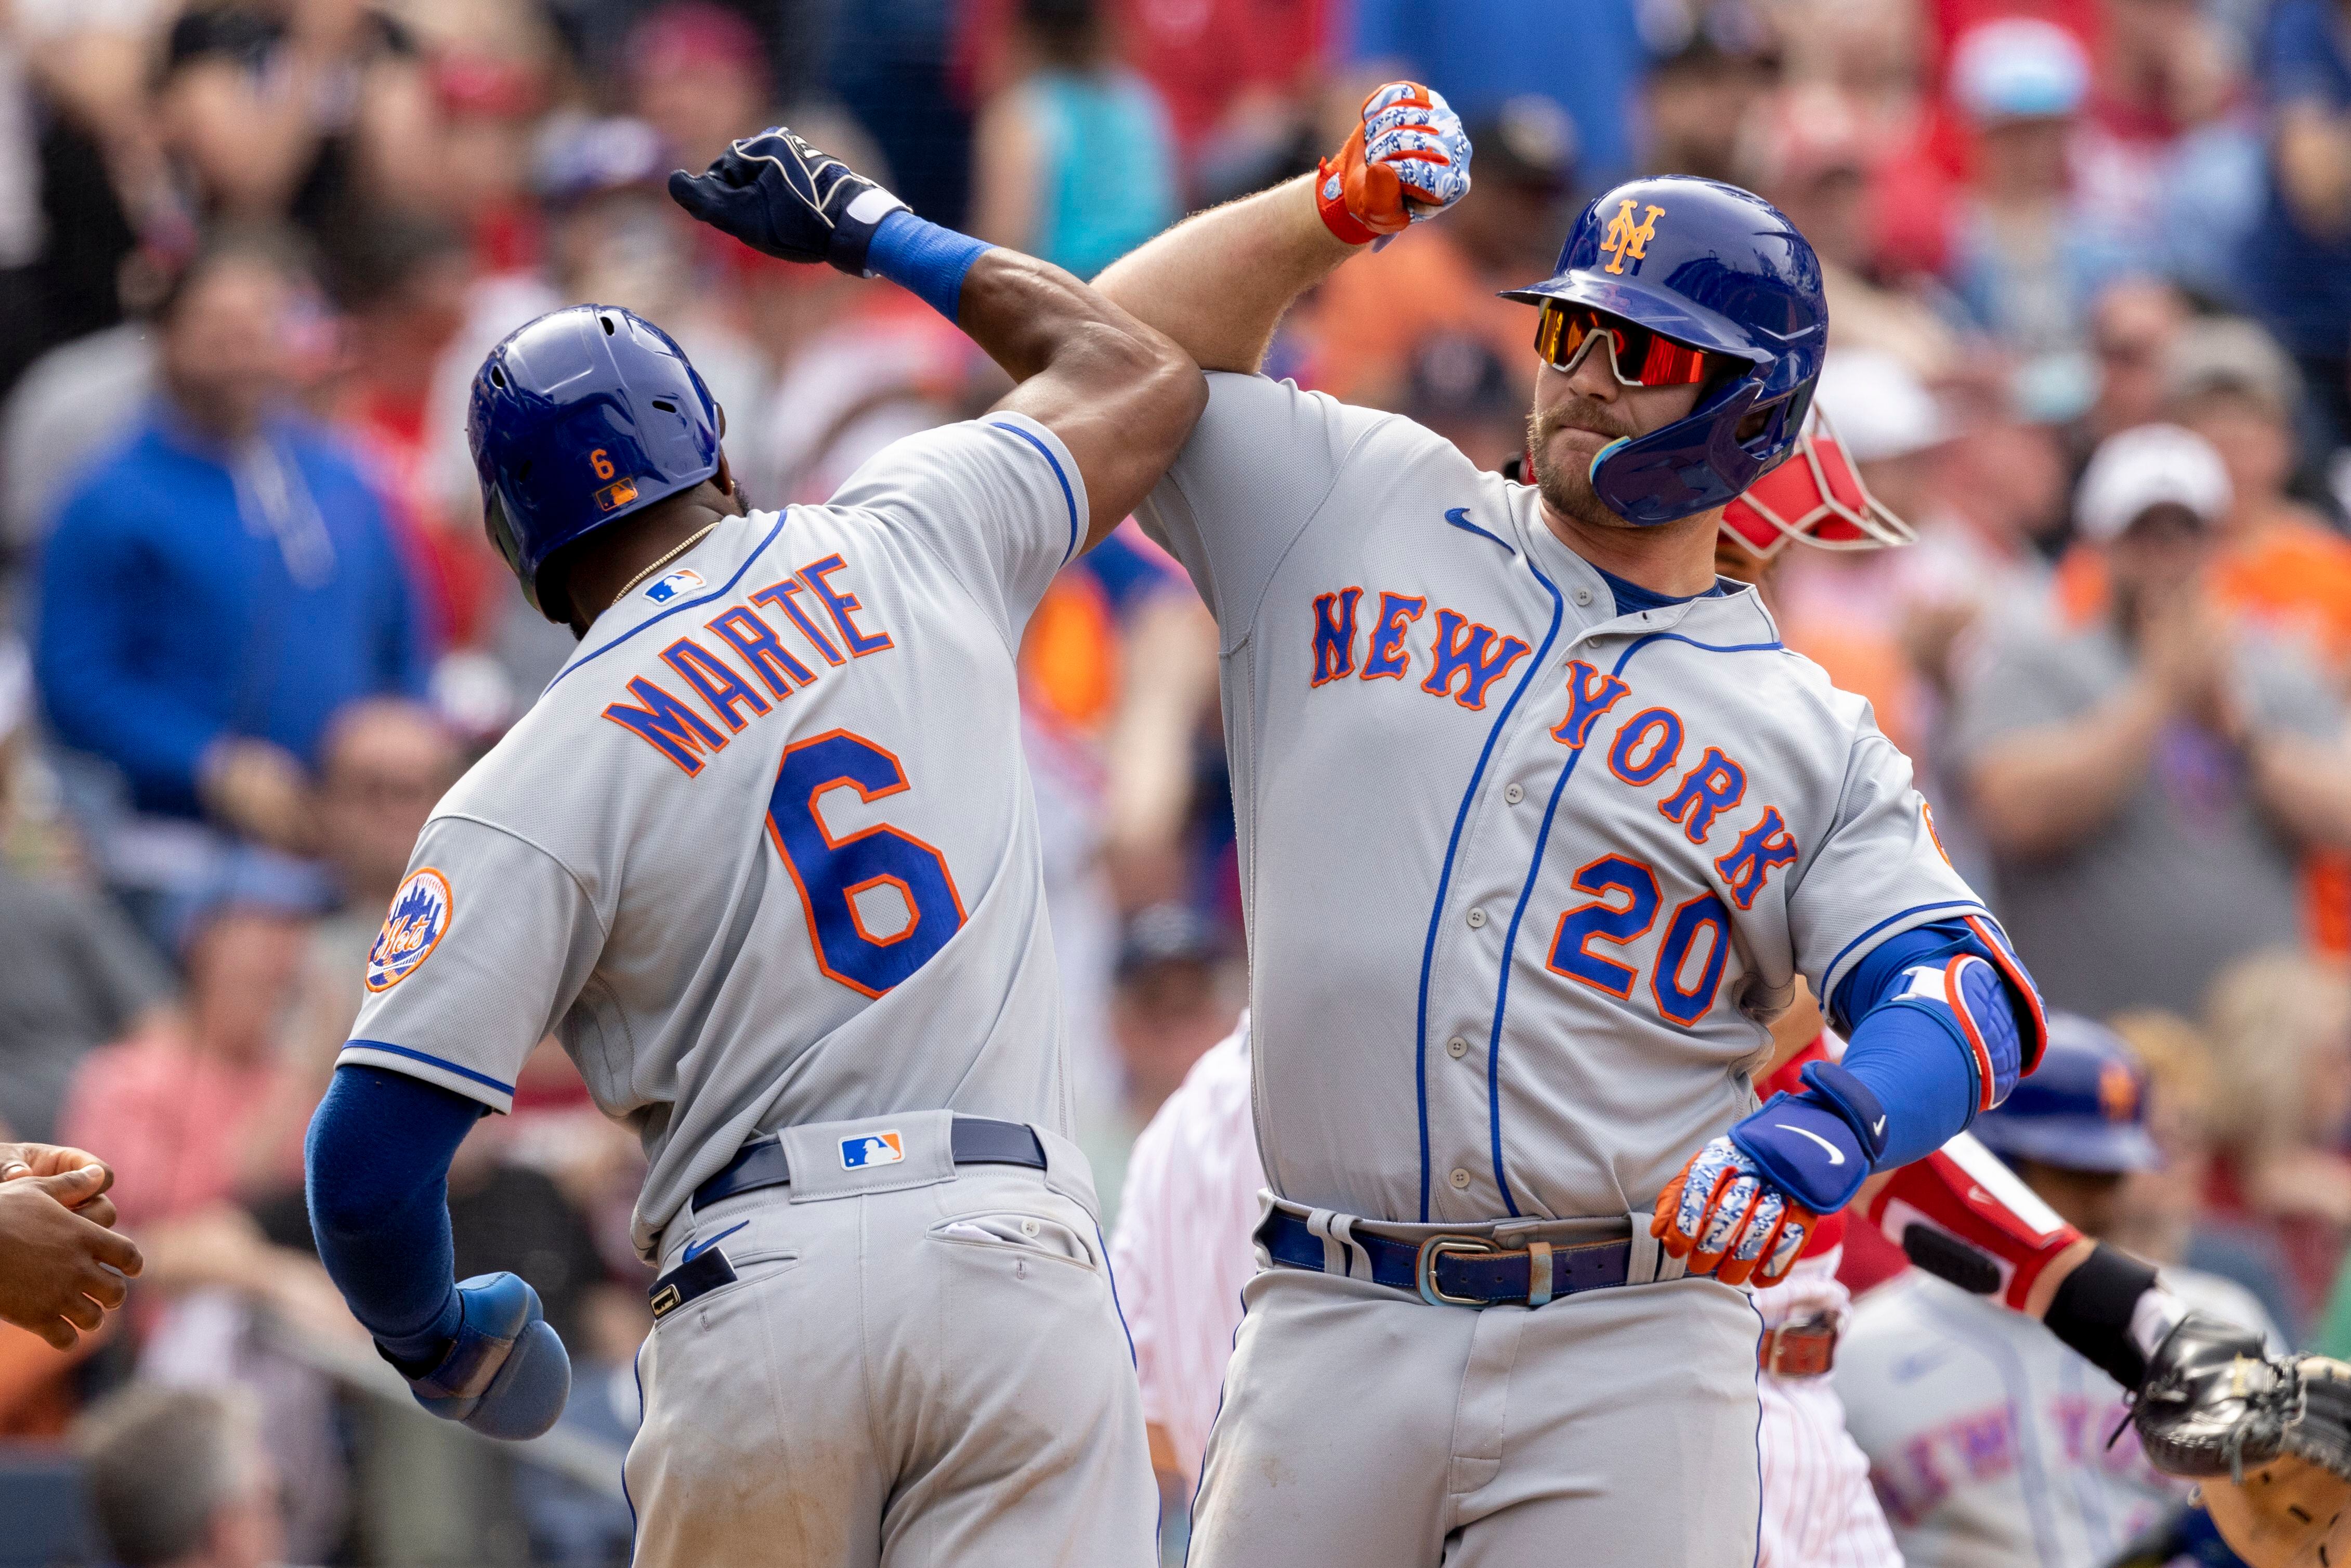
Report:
34,400,434,817
2246,0,2351,359
1346,0,1643,181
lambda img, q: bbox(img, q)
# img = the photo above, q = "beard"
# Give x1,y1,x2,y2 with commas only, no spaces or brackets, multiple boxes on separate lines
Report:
1525,396,1643,531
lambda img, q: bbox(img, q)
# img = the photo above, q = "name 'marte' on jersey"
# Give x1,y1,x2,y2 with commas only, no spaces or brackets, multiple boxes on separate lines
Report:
1140,373,1983,1229
336,414,1091,1259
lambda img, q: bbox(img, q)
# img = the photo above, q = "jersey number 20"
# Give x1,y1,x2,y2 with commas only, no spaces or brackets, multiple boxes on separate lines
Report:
766,729,968,997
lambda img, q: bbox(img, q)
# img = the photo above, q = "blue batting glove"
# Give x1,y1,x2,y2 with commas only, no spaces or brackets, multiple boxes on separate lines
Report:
391,1272,570,1440
668,127,907,276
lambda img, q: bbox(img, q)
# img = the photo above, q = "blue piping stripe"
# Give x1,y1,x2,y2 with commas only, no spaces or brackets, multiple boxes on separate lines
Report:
989,419,1082,565
343,1040,516,1097
544,508,795,692
1820,899,1989,992
1482,630,1786,1214
1415,507,1559,1220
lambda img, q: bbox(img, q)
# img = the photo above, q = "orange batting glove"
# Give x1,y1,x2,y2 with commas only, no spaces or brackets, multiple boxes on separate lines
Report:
1316,82,1473,246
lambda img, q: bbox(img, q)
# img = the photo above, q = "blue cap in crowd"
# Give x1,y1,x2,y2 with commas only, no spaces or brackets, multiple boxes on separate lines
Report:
1970,1012,2159,1174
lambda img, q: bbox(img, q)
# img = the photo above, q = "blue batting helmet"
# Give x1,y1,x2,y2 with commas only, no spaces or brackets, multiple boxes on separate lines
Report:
1502,175,1827,526
1970,1013,2159,1174
467,304,722,621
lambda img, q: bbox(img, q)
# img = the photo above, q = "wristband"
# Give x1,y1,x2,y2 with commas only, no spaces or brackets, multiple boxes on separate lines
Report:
865,209,994,325
1315,158,1380,246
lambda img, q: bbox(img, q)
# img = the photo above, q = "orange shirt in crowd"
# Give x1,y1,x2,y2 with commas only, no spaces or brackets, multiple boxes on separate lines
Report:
1292,225,1536,407
2052,517,2351,953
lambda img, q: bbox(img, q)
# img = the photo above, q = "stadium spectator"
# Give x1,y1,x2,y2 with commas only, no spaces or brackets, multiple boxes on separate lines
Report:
2080,277,2193,452
74,1382,279,1568
32,228,432,912
1298,95,1574,406
2244,0,2351,451
622,2,774,180
1837,1017,2280,1567
1942,20,2134,379
1083,904,1238,1225
1643,33,1775,187
969,0,1178,282
1954,423,2351,1019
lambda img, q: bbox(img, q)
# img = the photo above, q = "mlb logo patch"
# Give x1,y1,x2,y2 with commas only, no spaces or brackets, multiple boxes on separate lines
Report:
365,868,452,992
840,1131,905,1170
644,567,705,604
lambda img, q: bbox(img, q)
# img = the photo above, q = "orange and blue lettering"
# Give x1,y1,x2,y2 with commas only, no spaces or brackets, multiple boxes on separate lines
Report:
1548,660,1630,749
1658,747,1747,843
752,580,845,666
799,555,893,656
1606,708,1683,786
604,676,728,775
662,637,769,731
709,606,813,697
1311,587,1363,686
1361,592,1426,681
1419,609,1532,710
1652,892,1733,1026
1715,807,1800,910
1547,855,1662,999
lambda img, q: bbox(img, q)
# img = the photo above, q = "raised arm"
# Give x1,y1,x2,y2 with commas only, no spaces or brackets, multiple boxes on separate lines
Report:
1094,83,1472,374
670,128,1200,550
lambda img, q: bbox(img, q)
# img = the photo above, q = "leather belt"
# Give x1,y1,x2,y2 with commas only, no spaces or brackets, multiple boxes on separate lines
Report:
1259,1208,1631,1309
690,1116,1046,1213
1758,1313,1839,1377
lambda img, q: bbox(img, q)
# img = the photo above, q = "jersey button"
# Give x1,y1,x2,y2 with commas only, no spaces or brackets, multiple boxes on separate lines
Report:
1503,782,1524,805
1447,1036,1469,1059
1574,587,1594,606
1449,1168,1472,1191
1465,908,1486,929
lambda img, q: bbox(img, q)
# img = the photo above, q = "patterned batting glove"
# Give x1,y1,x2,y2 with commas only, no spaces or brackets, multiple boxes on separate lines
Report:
669,127,908,276
1316,82,1473,245
1652,1065,1886,1287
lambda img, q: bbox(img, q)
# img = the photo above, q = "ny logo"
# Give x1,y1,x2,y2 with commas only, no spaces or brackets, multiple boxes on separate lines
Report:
1600,200,1665,276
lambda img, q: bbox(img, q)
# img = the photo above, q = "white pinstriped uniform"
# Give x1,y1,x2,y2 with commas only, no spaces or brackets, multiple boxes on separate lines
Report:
1749,1252,1903,1568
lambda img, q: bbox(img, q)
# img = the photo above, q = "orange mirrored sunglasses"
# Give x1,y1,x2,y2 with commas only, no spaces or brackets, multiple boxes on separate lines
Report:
1535,301,1719,388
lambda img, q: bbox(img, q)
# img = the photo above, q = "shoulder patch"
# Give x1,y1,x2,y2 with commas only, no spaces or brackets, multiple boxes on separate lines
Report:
365,868,453,992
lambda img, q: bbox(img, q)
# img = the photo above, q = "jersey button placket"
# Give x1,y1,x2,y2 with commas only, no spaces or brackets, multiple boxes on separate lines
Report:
1449,1168,1472,1191
1503,782,1524,805
1446,1036,1469,1060
1465,908,1486,929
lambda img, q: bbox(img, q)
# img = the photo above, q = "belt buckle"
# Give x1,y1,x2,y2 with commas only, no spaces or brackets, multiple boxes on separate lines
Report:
1761,1311,1836,1377
1416,1235,1500,1308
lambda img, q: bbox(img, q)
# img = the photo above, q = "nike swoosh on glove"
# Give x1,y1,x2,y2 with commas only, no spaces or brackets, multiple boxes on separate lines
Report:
668,127,907,275
1651,1066,1883,1287
391,1271,571,1440
1317,82,1472,245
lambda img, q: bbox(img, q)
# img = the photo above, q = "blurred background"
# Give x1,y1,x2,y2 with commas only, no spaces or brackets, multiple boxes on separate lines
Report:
5,0,2351,1562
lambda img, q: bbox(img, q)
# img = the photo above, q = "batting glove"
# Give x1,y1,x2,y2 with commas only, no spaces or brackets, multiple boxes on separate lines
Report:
669,127,908,277
389,1272,571,1441
1317,82,1473,246
1651,1062,1886,1287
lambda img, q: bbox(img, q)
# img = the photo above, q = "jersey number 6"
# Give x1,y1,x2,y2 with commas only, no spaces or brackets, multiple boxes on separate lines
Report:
766,729,969,997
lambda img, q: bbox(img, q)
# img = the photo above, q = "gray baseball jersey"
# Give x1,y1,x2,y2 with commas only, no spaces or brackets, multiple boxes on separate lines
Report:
1137,373,1983,1226
340,412,1088,1257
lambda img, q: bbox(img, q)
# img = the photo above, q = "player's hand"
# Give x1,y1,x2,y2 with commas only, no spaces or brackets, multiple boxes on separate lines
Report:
1316,82,1472,245
198,736,317,854
391,1272,571,1440
669,127,908,277
0,1143,122,1231
0,1165,142,1349
1652,1070,1881,1287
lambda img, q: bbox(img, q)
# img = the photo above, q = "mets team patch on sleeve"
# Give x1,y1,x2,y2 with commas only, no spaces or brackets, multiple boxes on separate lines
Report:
366,868,452,991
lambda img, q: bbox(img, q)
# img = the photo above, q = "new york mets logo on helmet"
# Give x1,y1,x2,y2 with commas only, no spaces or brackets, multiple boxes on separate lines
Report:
1600,199,1665,275
366,868,453,992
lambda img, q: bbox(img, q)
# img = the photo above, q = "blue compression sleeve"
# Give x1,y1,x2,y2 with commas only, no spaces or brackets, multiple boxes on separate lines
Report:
865,209,992,324
1825,921,2006,1170
305,1065,484,1360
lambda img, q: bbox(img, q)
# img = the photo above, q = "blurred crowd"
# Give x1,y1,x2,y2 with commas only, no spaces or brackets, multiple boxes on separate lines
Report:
3,0,2351,1561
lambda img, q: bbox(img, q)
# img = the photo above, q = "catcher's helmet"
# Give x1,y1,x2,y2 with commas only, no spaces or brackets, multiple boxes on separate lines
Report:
467,304,722,622
1970,1013,2159,1175
1503,175,1827,526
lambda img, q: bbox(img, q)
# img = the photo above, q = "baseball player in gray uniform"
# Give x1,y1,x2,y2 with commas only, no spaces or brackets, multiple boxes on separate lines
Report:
299,128,1203,1565
1090,85,2051,1564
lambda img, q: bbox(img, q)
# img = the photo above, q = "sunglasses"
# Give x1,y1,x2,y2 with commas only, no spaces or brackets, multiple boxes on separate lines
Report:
1535,301,1721,388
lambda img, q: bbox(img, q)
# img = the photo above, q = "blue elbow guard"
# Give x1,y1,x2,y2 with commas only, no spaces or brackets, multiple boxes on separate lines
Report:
1884,950,2030,1110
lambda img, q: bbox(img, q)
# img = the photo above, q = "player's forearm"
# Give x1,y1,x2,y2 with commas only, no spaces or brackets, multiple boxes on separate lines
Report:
1094,176,1359,374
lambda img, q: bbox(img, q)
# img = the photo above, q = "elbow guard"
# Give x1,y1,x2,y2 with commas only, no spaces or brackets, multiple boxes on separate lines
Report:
1839,915,2049,1113
1865,1133,2083,1313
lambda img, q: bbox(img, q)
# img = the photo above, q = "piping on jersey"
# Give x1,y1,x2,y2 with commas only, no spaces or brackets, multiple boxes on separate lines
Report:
543,508,795,694
1820,899,1994,1005
1413,508,1564,1221
984,418,1082,566
1481,630,1785,1218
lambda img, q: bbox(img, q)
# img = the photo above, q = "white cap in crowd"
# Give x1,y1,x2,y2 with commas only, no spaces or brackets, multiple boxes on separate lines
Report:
1952,18,2090,123
1814,349,1950,463
2075,423,2234,543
